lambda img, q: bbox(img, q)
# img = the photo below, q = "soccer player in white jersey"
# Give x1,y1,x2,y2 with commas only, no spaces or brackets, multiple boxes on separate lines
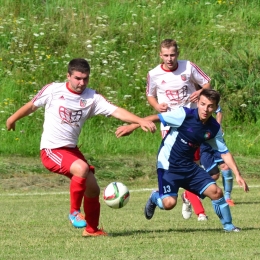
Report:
6,58,156,237
115,39,210,220
146,39,210,220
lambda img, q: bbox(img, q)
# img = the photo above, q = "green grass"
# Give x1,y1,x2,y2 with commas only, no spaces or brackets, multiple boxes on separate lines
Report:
1,0,260,156
1,1,260,258
0,154,260,259
0,178,260,260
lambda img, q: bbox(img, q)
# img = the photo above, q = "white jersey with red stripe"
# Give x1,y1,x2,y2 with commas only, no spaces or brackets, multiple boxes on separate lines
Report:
32,82,117,149
146,60,210,134
146,60,211,111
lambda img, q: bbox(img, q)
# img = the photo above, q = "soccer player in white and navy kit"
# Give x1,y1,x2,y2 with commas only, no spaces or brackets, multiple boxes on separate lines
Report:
146,39,210,220
6,58,156,237
116,89,249,232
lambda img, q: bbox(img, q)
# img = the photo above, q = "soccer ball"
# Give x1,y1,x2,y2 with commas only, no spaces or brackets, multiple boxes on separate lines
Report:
103,182,130,209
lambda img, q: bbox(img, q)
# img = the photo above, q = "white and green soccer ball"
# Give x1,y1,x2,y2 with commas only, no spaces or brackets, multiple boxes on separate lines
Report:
103,182,130,209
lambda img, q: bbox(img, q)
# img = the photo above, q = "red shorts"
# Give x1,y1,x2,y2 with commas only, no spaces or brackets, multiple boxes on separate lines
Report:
40,147,95,179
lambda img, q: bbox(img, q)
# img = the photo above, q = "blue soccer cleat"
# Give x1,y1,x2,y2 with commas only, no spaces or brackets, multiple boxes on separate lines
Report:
144,191,157,220
69,211,87,228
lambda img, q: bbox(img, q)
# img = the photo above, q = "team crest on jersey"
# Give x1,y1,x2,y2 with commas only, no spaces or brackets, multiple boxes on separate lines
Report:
204,131,211,140
80,98,87,107
181,74,187,81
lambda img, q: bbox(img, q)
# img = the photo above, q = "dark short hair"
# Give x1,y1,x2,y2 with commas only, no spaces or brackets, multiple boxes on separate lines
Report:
68,58,90,75
199,89,220,106
160,39,178,51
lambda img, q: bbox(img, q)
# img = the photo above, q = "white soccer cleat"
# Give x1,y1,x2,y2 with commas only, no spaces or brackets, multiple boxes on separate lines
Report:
197,214,208,221
181,193,192,219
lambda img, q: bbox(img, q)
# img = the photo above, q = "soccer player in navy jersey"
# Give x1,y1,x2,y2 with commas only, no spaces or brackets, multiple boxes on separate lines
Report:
200,106,235,206
146,39,211,221
116,89,249,232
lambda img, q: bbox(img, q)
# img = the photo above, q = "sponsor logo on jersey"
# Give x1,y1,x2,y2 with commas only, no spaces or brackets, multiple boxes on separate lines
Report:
181,138,187,144
80,98,87,107
181,138,199,148
59,106,82,127
59,96,65,100
187,127,193,132
161,80,166,84
166,85,188,102
188,142,199,148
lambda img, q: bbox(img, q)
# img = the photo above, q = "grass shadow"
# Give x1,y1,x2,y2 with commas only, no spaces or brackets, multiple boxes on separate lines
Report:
108,226,259,237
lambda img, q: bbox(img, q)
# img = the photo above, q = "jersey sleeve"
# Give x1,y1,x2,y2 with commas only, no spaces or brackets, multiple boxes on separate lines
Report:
205,128,229,153
31,83,54,108
146,72,157,97
158,107,186,127
189,62,211,86
92,92,118,116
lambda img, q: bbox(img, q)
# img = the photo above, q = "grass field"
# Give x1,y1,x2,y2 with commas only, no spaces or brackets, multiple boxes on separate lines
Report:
1,173,260,260
1,1,260,259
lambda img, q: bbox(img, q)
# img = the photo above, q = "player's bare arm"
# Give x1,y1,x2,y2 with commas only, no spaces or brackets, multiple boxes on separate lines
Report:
115,124,139,138
216,111,223,125
6,101,39,131
111,107,157,134
221,152,249,192
147,96,168,113
115,114,160,138
189,82,211,103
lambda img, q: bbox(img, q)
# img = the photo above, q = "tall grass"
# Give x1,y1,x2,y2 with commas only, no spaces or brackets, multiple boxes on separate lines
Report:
1,0,260,156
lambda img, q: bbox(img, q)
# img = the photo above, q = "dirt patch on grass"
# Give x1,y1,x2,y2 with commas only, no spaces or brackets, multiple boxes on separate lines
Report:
0,174,70,191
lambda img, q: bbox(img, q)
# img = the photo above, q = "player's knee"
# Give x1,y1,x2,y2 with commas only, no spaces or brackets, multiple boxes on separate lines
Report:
204,185,223,200
162,196,176,210
70,160,90,178
211,187,223,200
211,173,220,181
219,163,229,171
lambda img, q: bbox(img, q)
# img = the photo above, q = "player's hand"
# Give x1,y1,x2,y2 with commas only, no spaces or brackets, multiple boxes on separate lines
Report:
138,119,157,133
115,125,137,138
236,176,249,192
6,117,16,131
189,90,200,103
156,103,168,113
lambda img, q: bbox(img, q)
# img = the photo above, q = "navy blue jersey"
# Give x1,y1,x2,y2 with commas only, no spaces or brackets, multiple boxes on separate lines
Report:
157,107,228,174
200,142,223,172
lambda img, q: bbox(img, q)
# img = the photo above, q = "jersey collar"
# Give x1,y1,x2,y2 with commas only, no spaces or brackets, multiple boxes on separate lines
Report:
160,62,178,72
66,82,82,95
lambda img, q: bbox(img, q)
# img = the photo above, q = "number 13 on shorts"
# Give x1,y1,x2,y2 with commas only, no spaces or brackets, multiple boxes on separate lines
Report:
163,185,171,193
